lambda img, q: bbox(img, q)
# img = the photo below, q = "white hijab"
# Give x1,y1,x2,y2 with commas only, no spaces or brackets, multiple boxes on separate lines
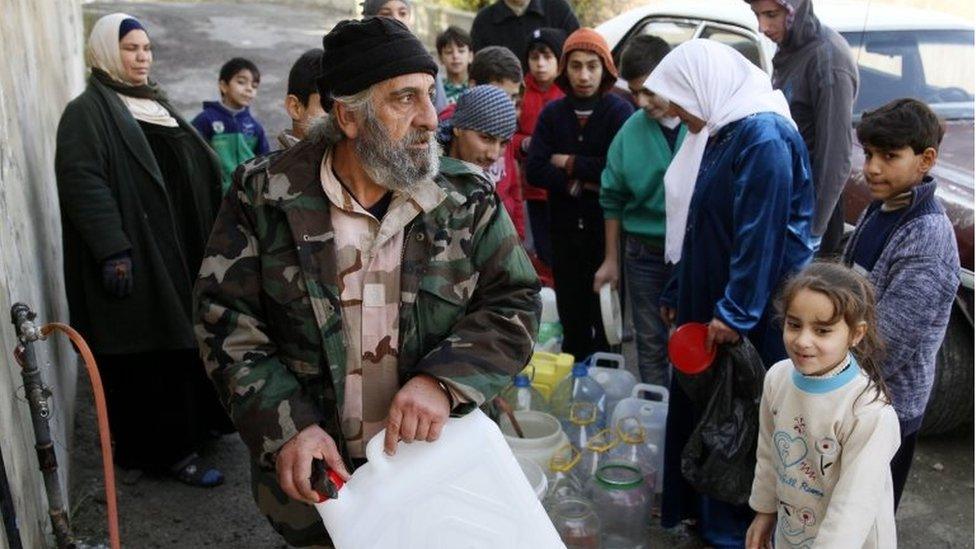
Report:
644,39,795,263
86,13,177,127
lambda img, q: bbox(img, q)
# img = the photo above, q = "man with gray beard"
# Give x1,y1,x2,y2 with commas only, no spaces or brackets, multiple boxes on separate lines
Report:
193,16,540,547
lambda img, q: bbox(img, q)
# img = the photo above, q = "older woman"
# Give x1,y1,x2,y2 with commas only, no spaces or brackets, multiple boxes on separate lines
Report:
55,13,228,487
645,39,814,546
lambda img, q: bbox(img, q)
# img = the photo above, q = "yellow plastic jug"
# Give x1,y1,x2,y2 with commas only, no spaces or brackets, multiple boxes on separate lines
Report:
523,351,575,399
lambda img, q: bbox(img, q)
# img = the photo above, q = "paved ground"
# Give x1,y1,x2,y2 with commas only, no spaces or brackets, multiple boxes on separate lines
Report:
70,2,975,548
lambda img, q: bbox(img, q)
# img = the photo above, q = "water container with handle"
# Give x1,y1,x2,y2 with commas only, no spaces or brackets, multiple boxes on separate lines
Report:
610,384,669,494
315,409,565,548
551,363,607,432
585,352,637,420
500,373,551,413
499,410,569,470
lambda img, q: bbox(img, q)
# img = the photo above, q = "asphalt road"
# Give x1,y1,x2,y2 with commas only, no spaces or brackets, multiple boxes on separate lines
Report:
69,2,974,548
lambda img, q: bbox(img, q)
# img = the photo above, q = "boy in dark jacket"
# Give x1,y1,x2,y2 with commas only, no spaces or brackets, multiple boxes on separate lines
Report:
843,98,960,510
525,28,634,358
192,57,270,192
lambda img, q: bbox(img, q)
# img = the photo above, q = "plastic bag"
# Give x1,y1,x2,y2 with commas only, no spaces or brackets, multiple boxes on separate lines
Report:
680,338,765,506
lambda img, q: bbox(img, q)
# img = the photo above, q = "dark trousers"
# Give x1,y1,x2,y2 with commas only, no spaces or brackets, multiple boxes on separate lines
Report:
95,349,233,472
891,416,922,511
550,215,608,360
815,200,846,259
527,199,552,266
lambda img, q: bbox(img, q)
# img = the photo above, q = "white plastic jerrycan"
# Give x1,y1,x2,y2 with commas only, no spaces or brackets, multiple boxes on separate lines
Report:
610,384,669,494
585,352,637,419
315,409,566,549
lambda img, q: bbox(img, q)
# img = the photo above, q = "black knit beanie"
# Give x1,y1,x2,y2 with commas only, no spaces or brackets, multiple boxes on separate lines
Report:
525,27,567,63
317,17,438,106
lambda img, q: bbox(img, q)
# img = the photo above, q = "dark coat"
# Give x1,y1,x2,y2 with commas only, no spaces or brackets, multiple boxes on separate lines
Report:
470,0,579,63
55,76,221,354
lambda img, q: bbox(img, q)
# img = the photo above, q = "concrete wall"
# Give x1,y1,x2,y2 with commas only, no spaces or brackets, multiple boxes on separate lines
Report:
0,0,85,547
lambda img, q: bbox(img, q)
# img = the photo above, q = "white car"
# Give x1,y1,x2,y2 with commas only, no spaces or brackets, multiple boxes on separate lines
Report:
597,1,975,435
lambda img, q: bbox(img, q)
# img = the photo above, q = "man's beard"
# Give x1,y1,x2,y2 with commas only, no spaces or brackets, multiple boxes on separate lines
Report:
355,113,441,191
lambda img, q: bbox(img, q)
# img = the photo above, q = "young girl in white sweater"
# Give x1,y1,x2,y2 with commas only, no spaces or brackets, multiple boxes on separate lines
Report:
746,262,901,549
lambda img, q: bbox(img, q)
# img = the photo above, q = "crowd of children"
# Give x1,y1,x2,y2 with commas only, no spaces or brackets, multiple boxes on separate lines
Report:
85,4,961,547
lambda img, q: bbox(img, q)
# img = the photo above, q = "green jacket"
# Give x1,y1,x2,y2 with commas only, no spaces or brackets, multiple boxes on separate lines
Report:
599,112,685,247
194,132,540,539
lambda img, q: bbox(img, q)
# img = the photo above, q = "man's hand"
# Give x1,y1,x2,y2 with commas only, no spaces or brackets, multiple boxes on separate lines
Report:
706,317,740,351
593,259,619,293
745,512,776,549
660,305,676,329
384,374,451,456
550,154,570,169
275,424,350,504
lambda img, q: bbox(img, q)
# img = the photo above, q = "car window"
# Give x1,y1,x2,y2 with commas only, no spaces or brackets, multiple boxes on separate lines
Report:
699,25,763,69
842,29,974,119
633,19,699,48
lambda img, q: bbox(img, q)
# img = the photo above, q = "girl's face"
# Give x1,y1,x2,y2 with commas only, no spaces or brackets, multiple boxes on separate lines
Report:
119,30,152,85
783,288,866,376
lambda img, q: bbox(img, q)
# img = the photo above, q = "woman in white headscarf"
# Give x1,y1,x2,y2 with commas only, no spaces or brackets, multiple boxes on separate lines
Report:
645,39,814,546
55,13,229,487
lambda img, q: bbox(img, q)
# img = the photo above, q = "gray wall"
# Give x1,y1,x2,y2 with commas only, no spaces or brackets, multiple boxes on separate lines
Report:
0,1,84,547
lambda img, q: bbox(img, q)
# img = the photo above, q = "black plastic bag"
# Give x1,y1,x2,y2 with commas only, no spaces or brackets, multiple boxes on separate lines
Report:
680,338,765,506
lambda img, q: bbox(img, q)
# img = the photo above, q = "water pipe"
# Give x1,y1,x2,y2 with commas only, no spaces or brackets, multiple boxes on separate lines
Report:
10,304,121,549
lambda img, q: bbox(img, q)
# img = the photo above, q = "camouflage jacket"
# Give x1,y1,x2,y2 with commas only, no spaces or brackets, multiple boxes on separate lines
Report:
194,134,541,471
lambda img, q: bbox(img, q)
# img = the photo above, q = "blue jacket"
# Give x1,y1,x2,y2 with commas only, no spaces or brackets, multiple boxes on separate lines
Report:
664,112,814,366
525,93,634,231
843,179,960,422
191,101,269,192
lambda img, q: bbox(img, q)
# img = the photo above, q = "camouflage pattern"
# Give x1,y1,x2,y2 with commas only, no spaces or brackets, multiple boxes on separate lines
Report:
194,130,541,547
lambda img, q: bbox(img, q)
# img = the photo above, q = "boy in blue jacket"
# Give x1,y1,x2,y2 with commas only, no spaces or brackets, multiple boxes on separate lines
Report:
843,98,960,510
594,35,683,386
192,57,269,192
526,28,634,359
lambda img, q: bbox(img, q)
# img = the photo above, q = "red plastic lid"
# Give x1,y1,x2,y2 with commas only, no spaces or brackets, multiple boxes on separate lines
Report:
668,322,716,375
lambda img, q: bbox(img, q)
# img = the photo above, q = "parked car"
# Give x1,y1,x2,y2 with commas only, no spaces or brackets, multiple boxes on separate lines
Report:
597,0,975,434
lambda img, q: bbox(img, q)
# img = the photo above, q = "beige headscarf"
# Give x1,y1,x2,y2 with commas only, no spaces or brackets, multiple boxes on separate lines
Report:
86,13,178,127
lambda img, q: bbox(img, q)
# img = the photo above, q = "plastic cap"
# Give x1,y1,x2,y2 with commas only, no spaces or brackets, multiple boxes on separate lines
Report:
513,374,531,387
571,363,589,377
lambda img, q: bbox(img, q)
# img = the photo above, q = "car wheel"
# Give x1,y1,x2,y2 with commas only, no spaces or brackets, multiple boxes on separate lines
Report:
920,307,974,436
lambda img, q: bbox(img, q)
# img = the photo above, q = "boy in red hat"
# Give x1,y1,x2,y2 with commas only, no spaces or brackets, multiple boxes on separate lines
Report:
525,28,634,358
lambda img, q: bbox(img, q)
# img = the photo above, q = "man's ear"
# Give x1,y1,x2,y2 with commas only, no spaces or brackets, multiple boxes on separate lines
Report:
919,147,938,173
334,101,360,140
284,95,303,122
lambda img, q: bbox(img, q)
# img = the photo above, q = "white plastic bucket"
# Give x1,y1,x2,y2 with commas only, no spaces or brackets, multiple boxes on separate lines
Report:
516,456,549,501
315,409,564,548
500,410,570,470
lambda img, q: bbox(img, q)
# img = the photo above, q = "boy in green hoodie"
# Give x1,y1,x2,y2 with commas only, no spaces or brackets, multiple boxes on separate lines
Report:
595,35,684,386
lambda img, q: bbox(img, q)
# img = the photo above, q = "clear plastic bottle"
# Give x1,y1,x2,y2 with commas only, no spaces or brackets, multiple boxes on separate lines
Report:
499,373,551,413
551,363,607,432
577,429,619,488
544,444,584,509
607,416,658,494
565,402,599,451
547,496,603,549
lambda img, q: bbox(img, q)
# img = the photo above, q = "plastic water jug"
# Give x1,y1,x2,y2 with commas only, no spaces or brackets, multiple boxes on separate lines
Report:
536,287,564,353
544,444,585,507
525,352,576,400
564,402,599,451
607,416,658,494
577,428,619,487
315,409,565,548
501,374,551,413
610,384,669,494
551,363,607,432
585,353,637,419
499,410,570,470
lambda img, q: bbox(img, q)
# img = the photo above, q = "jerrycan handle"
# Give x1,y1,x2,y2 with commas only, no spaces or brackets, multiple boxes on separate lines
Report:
630,383,669,403
586,352,625,370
